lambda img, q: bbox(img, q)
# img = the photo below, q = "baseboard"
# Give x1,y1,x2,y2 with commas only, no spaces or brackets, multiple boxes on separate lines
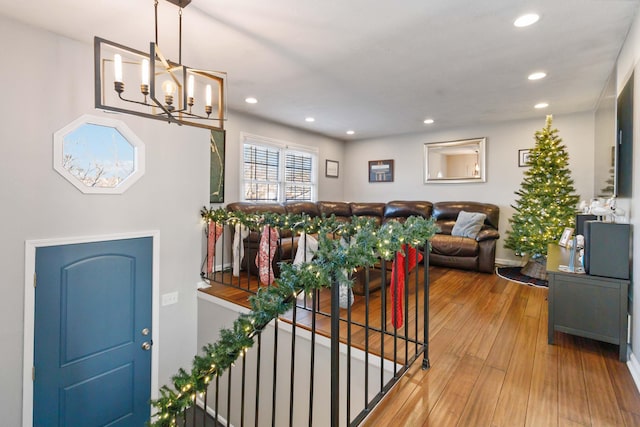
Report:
195,397,234,427
495,257,525,267
627,351,640,393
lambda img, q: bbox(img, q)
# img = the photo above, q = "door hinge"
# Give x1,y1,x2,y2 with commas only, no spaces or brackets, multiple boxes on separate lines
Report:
33,272,36,288
32,366,35,381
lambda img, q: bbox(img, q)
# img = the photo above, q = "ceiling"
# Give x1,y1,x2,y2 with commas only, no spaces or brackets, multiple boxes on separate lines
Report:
1,0,638,140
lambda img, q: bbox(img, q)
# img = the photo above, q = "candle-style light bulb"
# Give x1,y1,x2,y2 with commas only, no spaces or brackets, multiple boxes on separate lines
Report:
161,80,176,111
140,58,150,98
205,85,212,106
187,75,195,110
205,84,212,117
113,54,124,94
141,59,149,85
162,80,176,96
114,54,123,82
187,75,195,98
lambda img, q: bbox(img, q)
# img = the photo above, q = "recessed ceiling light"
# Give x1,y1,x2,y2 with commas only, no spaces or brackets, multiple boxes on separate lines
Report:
245,97,258,104
528,71,547,80
514,13,540,27
534,102,549,109
305,117,315,122
423,118,434,124
346,130,355,135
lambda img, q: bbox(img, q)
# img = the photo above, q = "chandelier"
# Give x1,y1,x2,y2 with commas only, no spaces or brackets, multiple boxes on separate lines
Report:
94,0,227,131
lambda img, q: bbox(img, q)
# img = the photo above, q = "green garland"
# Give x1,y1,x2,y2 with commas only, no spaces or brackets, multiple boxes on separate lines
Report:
150,208,438,426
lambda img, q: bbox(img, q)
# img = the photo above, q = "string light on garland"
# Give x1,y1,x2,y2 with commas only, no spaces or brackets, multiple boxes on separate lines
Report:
149,209,439,425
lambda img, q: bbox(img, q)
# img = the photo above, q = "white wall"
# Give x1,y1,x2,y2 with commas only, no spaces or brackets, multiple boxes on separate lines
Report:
616,9,640,375
0,15,344,425
343,112,595,264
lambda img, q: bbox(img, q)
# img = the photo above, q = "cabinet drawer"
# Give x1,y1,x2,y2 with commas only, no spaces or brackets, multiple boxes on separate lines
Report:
551,275,621,343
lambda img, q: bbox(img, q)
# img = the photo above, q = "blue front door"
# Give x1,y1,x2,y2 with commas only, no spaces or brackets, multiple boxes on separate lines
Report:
34,237,153,426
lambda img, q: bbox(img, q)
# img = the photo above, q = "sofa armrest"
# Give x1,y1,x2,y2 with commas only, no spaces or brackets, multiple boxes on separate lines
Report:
476,228,500,242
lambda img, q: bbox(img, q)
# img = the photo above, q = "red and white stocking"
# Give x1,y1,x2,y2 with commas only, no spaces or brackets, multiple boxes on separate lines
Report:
207,221,224,276
256,226,279,285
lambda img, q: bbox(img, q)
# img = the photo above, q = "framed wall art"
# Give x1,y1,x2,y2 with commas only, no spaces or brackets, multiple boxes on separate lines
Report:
210,129,226,203
518,149,531,167
369,159,394,183
326,159,339,178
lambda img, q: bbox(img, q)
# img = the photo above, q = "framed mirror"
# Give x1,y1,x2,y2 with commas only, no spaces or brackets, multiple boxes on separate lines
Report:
424,137,486,184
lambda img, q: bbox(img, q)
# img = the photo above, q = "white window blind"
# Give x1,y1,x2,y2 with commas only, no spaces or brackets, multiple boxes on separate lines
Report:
285,151,313,201
243,144,280,201
241,134,317,202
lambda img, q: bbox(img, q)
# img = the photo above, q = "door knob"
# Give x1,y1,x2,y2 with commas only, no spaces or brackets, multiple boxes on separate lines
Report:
141,328,150,336
141,341,152,351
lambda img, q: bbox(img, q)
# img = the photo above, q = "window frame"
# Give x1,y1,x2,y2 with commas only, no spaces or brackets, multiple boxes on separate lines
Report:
53,114,145,194
239,132,318,203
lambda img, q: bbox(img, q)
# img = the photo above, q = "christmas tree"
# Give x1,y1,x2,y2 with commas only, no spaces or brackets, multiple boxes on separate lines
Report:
505,115,579,261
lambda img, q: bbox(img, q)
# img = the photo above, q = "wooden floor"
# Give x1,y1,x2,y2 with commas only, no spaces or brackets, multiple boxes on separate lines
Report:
200,266,640,426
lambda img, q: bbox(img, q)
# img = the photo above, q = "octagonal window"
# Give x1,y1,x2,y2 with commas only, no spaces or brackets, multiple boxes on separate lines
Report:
53,115,145,194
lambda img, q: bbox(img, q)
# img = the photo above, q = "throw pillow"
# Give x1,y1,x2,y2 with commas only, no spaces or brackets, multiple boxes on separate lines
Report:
451,210,486,239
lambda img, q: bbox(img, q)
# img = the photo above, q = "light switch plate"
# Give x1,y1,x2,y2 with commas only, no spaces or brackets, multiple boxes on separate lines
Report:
162,292,179,306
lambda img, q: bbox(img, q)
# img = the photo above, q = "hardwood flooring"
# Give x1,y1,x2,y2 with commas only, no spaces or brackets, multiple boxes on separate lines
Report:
199,266,640,426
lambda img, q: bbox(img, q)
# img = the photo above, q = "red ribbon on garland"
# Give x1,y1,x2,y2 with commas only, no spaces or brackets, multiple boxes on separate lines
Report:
390,244,423,328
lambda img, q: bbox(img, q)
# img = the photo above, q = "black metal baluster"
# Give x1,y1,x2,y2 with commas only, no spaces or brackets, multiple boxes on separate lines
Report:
330,275,340,427
227,367,232,426
347,273,352,426
243,225,249,290
415,246,420,356
404,246,409,367
364,266,370,409
203,389,208,427
380,259,386,391
215,375,220,427
423,242,430,369
241,351,247,427
308,289,317,426
393,252,398,376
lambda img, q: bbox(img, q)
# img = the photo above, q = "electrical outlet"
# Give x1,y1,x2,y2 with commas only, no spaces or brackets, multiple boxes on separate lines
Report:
162,292,179,306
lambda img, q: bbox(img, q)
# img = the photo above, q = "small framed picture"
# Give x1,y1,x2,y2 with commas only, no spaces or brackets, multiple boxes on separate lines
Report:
518,149,531,167
369,159,394,183
558,227,574,247
325,159,339,178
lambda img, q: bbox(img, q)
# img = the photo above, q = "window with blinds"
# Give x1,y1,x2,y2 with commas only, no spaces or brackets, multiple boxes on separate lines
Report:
243,144,280,201
241,136,317,202
285,151,313,201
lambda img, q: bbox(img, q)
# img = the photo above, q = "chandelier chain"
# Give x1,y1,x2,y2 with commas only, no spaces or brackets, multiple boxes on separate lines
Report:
154,0,159,46
179,7,183,64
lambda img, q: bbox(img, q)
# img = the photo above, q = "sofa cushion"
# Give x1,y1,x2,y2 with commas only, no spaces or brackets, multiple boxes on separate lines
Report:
285,202,320,217
433,201,500,230
431,234,478,257
227,202,286,215
317,201,351,218
350,202,385,216
383,200,433,223
350,202,385,226
451,210,486,239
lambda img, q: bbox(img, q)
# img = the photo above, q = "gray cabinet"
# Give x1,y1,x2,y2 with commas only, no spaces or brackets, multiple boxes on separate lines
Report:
547,244,629,361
